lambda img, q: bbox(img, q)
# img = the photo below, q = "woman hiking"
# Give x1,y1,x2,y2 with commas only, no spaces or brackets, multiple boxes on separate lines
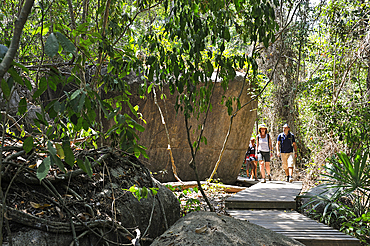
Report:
244,137,258,181
256,124,272,183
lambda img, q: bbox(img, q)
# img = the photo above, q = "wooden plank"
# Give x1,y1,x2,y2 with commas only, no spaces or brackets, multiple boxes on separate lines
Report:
295,239,360,246
226,181,302,210
225,181,360,246
229,209,360,246
276,232,355,236
226,200,296,209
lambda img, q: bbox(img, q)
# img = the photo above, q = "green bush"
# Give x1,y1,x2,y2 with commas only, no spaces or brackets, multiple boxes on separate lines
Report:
301,150,370,244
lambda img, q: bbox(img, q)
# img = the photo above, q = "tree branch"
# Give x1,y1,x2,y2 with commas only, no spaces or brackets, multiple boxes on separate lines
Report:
0,0,34,82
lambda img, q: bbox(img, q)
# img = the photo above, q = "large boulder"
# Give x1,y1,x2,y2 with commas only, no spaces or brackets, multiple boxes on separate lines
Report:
4,179,179,246
123,71,257,184
151,211,304,246
3,152,180,246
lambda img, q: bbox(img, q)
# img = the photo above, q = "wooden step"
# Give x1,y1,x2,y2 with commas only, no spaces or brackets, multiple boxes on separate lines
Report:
226,181,302,209
228,209,360,246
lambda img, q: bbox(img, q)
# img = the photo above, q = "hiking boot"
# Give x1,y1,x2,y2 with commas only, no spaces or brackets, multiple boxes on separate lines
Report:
286,176,289,182
254,178,259,182
267,174,271,181
261,178,266,183
289,176,293,183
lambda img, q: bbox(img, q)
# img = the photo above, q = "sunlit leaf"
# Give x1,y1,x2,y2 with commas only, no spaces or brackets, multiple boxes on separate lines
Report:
47,141,65,172
63,141,75,167
23,136,34,153
37,156,51,181
55,32,75,54
45,33,59,57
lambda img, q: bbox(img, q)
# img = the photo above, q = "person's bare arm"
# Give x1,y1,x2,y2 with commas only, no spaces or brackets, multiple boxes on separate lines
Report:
293,142,297,158
269,135,273,156
276,141,281,157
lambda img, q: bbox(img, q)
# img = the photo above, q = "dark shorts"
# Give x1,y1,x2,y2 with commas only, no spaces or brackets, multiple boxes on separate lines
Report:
258,151,270,162
249,157,257,161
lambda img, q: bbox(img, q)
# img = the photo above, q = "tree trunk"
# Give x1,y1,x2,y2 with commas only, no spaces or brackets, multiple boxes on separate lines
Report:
367,60,370,102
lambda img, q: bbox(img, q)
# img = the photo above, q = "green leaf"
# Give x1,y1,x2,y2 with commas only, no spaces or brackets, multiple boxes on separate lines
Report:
77,93,86,112
37,156,51,181
76,22,89,33
11,61,29,74
55,143,65,159
23,136,34,153
206,60,213,77
70,89,81,100
24,77,32,91
147,83,153,94
96,5,105,15
223,27,230,42
84,157,93,178
8,67,24,86
18,97,27,115
7,76,14,92
54,101,61,112
55,32,75,53
77,159,87,173
45,33,59,57
135,123,145,132
150,187,158,196
148,65,154,81
1,78,10,99
47,141,65,172
33,77,48,99
142,186,148,198
48,76,58,91
63,141,75,167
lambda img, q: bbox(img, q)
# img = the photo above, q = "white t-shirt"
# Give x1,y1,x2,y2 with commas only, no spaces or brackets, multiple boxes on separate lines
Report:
258,134,270,152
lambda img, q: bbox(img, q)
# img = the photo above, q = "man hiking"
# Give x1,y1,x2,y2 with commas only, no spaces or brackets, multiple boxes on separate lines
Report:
276,124,297,183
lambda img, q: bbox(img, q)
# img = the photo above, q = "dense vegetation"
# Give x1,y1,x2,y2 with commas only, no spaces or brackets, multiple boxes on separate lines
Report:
1,0,370,244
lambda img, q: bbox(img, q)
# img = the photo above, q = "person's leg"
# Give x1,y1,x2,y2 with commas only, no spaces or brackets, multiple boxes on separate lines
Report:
245,160,250,178
257,153,263,181
287,153,294,182
281,153,289,181
265,162,271,176
265,162,271,180
249,162,253,179
259,160,265,179
252,161,257,180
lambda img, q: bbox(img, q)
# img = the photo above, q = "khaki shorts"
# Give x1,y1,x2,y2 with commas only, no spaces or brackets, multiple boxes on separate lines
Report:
281,153,295,169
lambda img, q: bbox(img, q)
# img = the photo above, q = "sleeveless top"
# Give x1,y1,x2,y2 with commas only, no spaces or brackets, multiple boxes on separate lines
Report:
258,134,270,152
247,144,256,158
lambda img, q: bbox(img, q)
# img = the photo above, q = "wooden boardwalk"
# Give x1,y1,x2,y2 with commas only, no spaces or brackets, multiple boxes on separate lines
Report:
226,180,360,246
226,180,302,209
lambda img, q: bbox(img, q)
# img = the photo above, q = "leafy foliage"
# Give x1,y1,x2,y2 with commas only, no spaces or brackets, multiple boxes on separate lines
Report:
300,150,370,243
124,185,159,202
